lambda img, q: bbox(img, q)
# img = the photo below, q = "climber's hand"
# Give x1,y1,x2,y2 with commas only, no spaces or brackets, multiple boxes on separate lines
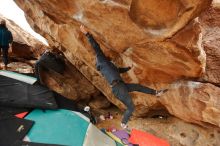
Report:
80,25,88,35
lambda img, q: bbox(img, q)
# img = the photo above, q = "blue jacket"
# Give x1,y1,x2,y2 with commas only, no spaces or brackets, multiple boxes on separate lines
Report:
86,33,131,85
0,26,13,47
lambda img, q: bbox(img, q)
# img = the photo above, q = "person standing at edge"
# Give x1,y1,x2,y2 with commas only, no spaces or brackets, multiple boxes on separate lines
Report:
0,19,13,70
80,25,168,129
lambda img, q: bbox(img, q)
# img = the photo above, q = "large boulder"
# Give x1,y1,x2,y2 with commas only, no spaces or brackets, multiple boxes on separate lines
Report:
14,0,220,127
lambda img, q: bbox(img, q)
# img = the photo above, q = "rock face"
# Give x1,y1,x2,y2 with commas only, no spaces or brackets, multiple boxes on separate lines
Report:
41,61,100,100
161,81,220,127
199,7,220,85
14,0,220,128
129,0,211,38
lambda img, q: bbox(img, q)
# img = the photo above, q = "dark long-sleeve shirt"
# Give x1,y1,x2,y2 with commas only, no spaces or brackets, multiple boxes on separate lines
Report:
0,26,13,47
86,33,130,85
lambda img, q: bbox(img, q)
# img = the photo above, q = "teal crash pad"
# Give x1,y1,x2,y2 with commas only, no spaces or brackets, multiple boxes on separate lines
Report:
25,109,89,146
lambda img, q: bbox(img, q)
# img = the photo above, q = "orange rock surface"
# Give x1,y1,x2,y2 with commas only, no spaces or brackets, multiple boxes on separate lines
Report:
14,0,220,128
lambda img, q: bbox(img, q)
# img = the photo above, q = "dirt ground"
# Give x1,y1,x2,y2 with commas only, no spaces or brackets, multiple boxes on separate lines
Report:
93,106,220,146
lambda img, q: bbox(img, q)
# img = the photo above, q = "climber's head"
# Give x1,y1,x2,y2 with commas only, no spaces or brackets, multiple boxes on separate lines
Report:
0,19,6,27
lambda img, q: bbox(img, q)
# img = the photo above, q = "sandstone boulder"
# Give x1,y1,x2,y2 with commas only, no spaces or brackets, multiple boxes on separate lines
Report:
14,0,220,128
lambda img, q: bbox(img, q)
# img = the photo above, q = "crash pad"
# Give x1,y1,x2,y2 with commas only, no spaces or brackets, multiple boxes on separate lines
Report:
128,129,170,146
83,124,116,146
105,131,127,146
12,140,66,146
25,109,89,146
0,75,57,109
0,70,37,84
15,112,28,118
0,116,34,146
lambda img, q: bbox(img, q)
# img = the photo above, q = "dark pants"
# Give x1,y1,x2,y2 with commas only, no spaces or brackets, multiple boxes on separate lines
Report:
0,46,9,66
112,81,156,124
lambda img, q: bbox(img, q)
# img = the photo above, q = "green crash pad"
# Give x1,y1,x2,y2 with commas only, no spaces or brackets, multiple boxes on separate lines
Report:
25,109,89,146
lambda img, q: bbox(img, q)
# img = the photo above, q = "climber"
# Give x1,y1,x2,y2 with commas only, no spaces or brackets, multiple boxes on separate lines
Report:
0,19,13,70
80,25,168,129
34,49,65,84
